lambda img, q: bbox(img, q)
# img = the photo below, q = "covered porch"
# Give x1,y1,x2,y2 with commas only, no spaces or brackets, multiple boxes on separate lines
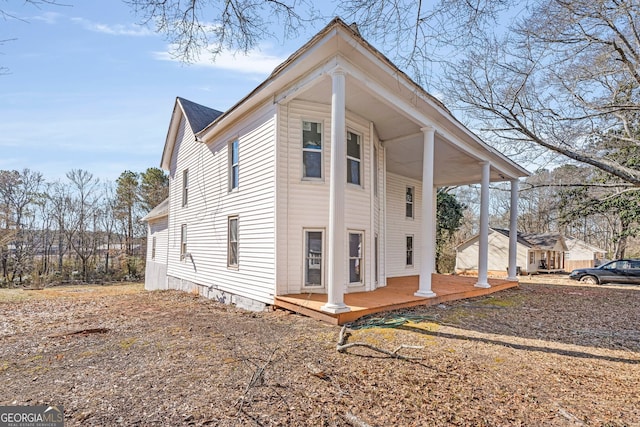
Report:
275,274,518,325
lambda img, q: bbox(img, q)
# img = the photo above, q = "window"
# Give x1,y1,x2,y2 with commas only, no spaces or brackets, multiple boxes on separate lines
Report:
302,121,322,179
347,131,361,185
304,230,323,287
180,224,187,259
529,252,535,265
228,216,238,267
348,232,363,284
406,235,413,266
151,236,156,260
406,187,414,218
229,140,239,190
182,169,189,206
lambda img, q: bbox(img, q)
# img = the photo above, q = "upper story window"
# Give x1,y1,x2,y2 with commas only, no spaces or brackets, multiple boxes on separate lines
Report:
406,187,414,218
373,146,378,196
229,140,239,191
182,169,189,207
302,121,322,179
347,131,361,186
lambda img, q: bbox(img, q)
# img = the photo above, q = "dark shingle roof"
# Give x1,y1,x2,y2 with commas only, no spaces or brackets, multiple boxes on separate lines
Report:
492,228,564,250
177,97,223,134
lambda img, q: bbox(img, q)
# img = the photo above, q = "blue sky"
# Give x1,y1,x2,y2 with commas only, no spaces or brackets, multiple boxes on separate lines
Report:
0,1,318,182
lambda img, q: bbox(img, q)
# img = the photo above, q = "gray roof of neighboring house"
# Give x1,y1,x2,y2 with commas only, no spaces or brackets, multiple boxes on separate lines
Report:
141,198,169,222
492,228,566,251
177,97,223,134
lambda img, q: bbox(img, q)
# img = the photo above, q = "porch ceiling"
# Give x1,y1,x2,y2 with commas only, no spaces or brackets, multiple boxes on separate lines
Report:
298,75,509,187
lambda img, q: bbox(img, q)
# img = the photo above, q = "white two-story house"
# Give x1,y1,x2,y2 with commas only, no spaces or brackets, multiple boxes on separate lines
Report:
143,18,528,315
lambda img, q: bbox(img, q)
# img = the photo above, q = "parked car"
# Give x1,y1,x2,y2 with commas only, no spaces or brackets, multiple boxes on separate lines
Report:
569,259,640,285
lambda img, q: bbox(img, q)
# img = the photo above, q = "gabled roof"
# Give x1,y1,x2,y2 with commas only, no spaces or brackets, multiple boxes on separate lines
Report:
564,236,606,254
161,98,223,170
492,228,567,251
177,97,223,134
141,198,169,222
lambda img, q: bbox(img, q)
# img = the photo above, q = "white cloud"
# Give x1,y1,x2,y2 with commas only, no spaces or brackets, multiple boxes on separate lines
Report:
71,17,154,37
31,11,63,24
153,45,287,75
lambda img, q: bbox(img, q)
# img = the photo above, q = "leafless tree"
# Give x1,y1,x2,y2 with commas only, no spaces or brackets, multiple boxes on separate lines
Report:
445,0,640,186
125,0,320,63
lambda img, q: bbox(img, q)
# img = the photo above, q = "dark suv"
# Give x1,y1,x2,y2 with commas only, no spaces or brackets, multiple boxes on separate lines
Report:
569,259,640,285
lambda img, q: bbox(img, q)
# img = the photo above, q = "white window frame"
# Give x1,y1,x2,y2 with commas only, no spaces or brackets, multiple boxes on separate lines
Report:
303,229,324,288
346,130,362,186
406,235,414,267
374,234,379,284
180,224,187,260
228,216,239,268
373,145,378,197
302,120,323,180
151,236,156,261
348,231,364,285
182,169,189,207
229,140,239,191
406,186,414,219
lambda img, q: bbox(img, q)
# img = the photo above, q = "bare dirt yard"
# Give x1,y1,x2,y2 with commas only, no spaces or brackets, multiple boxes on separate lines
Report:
1,277,639,426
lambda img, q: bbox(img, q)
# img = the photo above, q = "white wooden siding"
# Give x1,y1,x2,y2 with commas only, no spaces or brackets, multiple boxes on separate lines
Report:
145,216,168,290
456,231,530,274
276,100,381,294
385,172,422,278
166,103,277,304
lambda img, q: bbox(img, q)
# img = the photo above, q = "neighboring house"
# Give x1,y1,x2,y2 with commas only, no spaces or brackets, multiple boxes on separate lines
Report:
143,18,528,313
564,237,607,271
456,228,570,275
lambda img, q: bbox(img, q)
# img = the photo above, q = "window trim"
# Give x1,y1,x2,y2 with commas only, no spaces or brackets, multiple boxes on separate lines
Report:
373,145,378,197
301,120,323,180
348,231,364,285
405,186,414,219
303,228,324,288
182,169,189,207
227,216,239,268
180,224,187,260
529,251,535,265
151,236,156,261
346,130,362,186
229,140,239,191
406,235,414,267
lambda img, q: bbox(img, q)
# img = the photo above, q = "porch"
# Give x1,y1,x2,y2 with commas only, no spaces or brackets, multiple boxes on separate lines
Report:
274,274,518,325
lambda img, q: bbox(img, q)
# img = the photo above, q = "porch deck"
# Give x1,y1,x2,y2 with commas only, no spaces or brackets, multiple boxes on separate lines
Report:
274,274,518,325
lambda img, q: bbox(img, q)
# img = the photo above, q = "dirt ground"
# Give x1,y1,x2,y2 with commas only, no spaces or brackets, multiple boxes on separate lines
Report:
1,277,639,426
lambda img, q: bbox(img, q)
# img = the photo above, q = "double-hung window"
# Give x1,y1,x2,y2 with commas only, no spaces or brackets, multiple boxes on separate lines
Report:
151,236,157,261
347,131,361,185
406,235,414,266
348,232,363,284
182,169,189,207
304,230,323,287
228,216,238,268
180,224,187,259
229,140,239,191
406,187,414,218
302,121,322,179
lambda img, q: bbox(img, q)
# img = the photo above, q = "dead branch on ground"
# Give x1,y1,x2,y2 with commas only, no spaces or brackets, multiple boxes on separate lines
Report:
336,325,424,360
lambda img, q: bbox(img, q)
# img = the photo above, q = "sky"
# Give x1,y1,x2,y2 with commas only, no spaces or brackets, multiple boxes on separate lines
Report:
0,1,323,182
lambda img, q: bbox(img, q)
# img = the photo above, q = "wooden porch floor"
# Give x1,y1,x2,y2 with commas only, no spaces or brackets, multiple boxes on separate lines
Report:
274,274,518,325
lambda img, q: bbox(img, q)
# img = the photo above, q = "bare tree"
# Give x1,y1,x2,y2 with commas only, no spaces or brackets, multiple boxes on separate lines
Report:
125,0,320,63
445,0,640,185
65,169,100,282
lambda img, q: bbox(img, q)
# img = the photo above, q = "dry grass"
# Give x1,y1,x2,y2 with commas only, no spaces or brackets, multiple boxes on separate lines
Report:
1,280,639,426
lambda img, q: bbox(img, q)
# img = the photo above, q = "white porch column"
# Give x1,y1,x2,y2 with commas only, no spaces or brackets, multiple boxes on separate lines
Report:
476,161,491,288
507,179,519,280
321,68,350,314
415,126,437,298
